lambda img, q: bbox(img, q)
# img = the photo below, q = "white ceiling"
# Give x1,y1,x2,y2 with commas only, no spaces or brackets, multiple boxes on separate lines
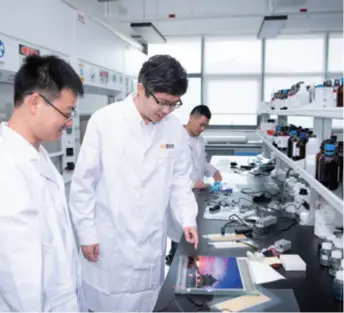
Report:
63,0,343,38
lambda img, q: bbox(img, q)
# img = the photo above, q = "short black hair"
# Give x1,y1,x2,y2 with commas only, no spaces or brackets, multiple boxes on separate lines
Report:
190,105,211,120
14,55,84,106
138,54,188,97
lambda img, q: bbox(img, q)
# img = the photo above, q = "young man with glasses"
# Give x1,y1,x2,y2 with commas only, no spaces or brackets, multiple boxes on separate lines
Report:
166,105,222,265
69,54,199,312
0,55,84,311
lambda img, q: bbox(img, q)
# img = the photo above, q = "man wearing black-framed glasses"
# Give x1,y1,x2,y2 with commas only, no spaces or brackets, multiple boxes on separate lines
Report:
0,55,85,311
70,54,199,312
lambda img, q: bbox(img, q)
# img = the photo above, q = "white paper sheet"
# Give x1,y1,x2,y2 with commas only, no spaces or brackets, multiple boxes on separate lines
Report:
248,260,286,284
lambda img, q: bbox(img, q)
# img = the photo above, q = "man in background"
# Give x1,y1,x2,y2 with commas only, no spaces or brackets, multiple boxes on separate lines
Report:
166,105,222,265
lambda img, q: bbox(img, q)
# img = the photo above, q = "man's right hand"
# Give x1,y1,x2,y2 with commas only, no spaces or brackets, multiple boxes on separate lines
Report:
81,244,99,262
194,181,208,190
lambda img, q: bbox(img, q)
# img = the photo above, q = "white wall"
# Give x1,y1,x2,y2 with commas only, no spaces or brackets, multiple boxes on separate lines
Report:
78,93,109,115
0,0,145,80
0,0,75,56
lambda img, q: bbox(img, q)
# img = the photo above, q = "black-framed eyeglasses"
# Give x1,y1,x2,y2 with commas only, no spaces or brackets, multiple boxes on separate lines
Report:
150,92,183,109
27,92,76,121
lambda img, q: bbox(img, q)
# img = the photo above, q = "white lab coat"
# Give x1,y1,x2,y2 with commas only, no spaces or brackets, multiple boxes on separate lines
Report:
69,95,198,312
187,131,218,184
0,123,84,311
166,130,218,243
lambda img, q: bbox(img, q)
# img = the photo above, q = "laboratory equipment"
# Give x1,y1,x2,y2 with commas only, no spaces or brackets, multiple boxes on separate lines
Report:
305,132,319,177
338,141,343,182
319,242,332,267
292,132,307,161
337,78,343,107
317,143,340,190
333,270,343,301
287,130,298,158
329,250,342,277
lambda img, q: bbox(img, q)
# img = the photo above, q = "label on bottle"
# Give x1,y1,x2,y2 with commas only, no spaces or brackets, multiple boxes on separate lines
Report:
282,137,289,149
293,142,299,157
321,255,329,260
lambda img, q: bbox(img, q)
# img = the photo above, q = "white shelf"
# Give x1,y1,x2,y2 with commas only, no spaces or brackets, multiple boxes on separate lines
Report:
258,107,343,119
257,132,295,169
297,169,343,213
257,131,344,214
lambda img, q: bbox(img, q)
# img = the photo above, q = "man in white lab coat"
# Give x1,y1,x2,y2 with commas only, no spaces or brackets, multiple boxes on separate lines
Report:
166,105,222,265
69,54,199,312
0,55,85,311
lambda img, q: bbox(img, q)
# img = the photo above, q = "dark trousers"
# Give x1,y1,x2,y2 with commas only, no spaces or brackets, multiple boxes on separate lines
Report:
168,241,178,257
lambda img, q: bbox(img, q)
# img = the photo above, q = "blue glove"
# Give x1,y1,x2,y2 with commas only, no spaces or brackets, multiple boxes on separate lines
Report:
211,181,222,192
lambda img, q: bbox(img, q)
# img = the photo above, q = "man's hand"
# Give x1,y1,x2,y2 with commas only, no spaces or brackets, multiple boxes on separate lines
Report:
194,181,208,190
184,226,198,249
213,171,223,182
81,244,99,262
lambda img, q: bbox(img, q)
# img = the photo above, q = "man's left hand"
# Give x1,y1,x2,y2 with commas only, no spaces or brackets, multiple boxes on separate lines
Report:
184,226,198,249
213,171,223,182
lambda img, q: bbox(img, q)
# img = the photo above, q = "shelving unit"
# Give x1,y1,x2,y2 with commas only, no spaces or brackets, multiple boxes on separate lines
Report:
257,105,344,221
258,107,343,119
256,131,343,214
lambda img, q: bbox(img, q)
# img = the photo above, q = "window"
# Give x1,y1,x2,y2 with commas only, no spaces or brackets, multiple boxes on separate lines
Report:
204,78,259,125
148,36,202,73
210,114,257,126
172,78,201,124
204,37,262,74
328,34,344,73
265,36,325,73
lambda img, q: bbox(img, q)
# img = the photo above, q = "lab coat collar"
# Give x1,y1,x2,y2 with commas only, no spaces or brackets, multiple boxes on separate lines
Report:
0,123,39,161
122,94,167,150
122,94,168,126
0,123,59,184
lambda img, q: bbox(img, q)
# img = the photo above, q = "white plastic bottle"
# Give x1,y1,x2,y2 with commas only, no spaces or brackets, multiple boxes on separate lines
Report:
305,133,320,177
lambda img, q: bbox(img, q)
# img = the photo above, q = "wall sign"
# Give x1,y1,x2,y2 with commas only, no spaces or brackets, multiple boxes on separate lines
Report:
77,12,86,24
112,73,117,83
90,68,96,82
79,63,85,83
99,70,109,84
19,44,40,65
0,40,5,67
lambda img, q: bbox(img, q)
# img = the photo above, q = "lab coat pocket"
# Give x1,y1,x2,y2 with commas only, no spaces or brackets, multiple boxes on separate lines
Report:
130,265,155,294
97,226,115,270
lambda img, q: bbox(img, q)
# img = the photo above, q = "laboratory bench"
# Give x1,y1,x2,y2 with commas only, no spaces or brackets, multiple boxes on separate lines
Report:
154,156,343,312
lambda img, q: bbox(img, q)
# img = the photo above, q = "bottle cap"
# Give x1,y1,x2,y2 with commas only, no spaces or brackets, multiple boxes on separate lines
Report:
322,242,332,250
335,270,344,281
299,188,308,195
324,144,336,152
332,250,343,259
